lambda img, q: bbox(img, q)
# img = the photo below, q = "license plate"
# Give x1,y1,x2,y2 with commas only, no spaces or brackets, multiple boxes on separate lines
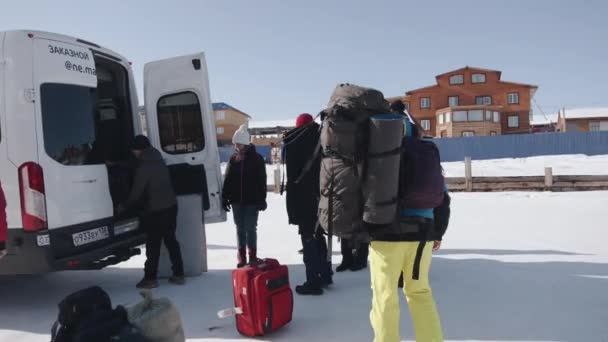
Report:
72,226,109,246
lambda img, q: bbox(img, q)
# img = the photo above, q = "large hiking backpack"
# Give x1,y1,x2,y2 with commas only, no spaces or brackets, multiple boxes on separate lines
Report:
318,84,402,237
51,286,113,342
400,136,445,209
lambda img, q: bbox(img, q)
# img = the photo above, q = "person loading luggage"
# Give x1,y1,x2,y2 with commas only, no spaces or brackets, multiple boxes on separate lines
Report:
119,135,185,289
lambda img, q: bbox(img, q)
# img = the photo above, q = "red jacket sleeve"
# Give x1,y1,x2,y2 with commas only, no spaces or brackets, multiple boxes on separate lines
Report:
0,182,7,244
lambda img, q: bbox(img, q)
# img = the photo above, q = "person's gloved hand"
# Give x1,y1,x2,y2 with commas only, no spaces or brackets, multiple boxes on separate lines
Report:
222,199,231,212
115,204,126,215
258,201,267,212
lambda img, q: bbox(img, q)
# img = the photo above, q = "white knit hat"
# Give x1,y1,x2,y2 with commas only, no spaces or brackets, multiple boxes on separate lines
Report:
232,123,251,145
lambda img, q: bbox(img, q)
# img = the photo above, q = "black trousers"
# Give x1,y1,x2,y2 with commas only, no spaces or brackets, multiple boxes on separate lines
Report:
143,205,184,280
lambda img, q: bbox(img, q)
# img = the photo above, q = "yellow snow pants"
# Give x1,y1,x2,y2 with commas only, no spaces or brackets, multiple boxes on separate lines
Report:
369,241,443,342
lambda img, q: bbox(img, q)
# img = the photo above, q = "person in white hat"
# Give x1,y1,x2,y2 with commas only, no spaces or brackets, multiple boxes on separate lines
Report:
221,123,267,267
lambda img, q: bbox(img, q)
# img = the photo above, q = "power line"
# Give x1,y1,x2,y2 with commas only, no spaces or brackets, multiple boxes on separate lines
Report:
532,97,556,124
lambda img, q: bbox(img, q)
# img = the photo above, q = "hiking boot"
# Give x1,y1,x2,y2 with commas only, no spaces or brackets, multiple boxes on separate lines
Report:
169,275,186,285
321,276,334,289
248,248,261,266
295,282,323,296
136,278,159,289
350,261,368,272
237,248,247,268
336,260,353,272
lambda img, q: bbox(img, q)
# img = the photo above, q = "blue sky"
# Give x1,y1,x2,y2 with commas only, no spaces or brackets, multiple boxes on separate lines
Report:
2,0,607,121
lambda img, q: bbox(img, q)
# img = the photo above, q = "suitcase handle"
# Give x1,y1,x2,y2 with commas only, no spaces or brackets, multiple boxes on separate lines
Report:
254,259,279,270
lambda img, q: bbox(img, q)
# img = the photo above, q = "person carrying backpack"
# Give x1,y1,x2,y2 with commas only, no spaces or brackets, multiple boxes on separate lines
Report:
222,123,267,268
0,181,7,260
283,113,333,295
368,121,445,342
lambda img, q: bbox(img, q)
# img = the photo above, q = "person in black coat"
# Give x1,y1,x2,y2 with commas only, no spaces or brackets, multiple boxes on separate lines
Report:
222,124,267,268
283,113,333,295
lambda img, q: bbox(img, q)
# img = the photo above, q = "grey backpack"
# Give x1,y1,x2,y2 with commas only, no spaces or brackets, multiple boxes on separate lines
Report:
318,84,402,237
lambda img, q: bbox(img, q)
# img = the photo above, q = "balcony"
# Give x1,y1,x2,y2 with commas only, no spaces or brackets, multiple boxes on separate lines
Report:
436,105,502,138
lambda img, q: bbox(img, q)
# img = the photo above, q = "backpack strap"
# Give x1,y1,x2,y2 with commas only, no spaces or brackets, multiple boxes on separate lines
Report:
412,222,431,280
294,140,321,185
412,240,426,280
367,146,401,159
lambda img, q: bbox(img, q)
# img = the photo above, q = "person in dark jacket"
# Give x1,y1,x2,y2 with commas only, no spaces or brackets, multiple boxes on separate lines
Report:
284,113,333,295
119,135,185,289
222,123,267,268
0,181,7,260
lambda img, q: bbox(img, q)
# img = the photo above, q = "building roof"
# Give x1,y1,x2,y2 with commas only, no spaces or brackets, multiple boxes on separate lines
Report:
212,102,251,118
249,119,296,129
405,84,439,95
530,114,559,126
405,66,538,95
563,107,608,120
435,66,502,79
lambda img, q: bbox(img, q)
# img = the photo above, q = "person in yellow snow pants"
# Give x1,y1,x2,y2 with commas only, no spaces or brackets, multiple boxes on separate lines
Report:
369,240,443,342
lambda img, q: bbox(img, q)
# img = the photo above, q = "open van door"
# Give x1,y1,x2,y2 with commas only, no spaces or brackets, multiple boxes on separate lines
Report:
143,53,225,224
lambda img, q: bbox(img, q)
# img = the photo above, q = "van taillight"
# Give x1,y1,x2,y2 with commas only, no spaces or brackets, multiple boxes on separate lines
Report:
18,162,47,232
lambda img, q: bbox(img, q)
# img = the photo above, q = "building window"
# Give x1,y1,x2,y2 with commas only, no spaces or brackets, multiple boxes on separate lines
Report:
216,127,224,135
475,96,492,105
472,73,486,83
507,92,519,104
438,113,444,125
490,131,497,136
453,111,467,122
469,110,484,122
445,112,452,123
420,97,431,109
448,96,459,107
485,110,492,121
508,115,520,128
493,112,501,123
421,120,431,131
449,74,464,85
462,131,475,137
215,110,226,120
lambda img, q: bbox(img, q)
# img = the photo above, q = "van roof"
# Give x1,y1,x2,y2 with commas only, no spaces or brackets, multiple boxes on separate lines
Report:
3,30,129,64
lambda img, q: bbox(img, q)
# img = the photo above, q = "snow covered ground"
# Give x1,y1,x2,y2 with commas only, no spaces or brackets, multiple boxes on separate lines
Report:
223,154,608,186
2,191,608,341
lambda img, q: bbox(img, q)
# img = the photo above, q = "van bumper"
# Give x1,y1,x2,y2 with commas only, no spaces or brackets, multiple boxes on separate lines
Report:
0,218,147,275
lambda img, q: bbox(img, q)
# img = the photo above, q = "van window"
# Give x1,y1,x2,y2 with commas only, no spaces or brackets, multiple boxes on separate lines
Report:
40,83,98,165
157,91,204,154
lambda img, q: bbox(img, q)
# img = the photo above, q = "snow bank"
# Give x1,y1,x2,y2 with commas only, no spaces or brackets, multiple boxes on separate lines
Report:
442,154,608,177
220,154,608,186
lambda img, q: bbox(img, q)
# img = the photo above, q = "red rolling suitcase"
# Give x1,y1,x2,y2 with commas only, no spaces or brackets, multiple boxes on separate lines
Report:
232,258,293,337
